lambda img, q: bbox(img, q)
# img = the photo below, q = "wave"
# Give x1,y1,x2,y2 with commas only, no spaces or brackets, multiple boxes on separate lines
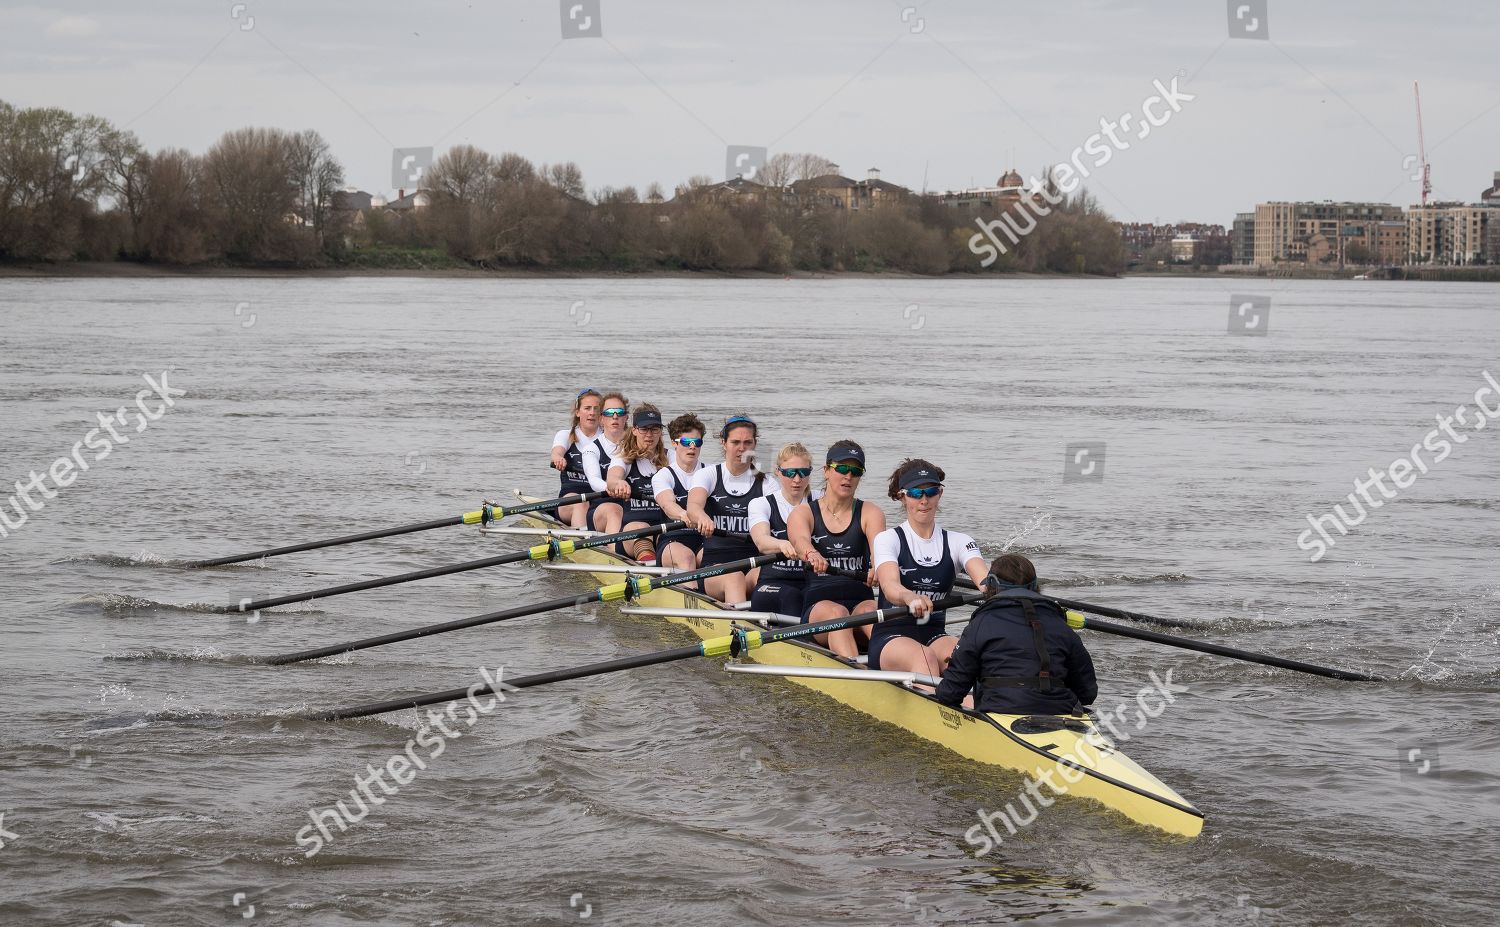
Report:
1400,498,1498,511
1044,572,1192,589
105,647,260,664
80,592,325,616
53,550,203,569
86,811,219,832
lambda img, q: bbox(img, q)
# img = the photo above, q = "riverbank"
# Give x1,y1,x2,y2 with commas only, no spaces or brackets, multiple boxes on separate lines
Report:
0,260,1086,281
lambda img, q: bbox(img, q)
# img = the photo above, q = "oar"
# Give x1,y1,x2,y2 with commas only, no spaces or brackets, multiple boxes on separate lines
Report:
305,591,984,720
948,576,1197,630
191,492,605,567
262,552,786,666
948,577,1377,680
1063,611,1381,681
234,520,680,612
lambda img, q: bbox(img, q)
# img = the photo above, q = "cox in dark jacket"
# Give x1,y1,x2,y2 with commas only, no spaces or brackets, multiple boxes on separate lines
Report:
935,583,1097,715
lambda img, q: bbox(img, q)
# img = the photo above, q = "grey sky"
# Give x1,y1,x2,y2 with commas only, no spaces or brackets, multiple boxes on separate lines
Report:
4,0,1496,224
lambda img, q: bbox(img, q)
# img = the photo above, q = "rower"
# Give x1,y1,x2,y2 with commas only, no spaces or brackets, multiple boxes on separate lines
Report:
935,553,1098,714
581,390,630,532
747,443,816,619
652,413,708,572
870,460,989,682
788,441,886,658
685,414,779,604
549,388,603,528
599,404,668,562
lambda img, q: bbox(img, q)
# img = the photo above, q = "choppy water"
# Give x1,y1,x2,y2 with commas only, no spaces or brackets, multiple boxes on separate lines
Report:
1,275,1496,926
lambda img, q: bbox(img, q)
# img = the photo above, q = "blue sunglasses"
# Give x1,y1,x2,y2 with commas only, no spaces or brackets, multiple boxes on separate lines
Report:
903,485,944,499
778,467,812,478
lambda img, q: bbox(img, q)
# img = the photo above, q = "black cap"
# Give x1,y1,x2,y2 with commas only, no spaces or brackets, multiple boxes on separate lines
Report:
897,466,942,491
826,442,865,466
633,409,663,428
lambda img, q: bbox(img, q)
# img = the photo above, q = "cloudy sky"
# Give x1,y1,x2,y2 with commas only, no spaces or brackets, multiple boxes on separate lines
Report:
5,0,1496,224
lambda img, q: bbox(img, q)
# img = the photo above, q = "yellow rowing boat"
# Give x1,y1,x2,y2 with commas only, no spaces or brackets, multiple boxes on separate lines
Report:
512,495,1204,838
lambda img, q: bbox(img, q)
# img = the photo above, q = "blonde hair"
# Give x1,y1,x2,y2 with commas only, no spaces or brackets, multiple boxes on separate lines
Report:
776,442,811,467
617,402,669,468
569,389,603,430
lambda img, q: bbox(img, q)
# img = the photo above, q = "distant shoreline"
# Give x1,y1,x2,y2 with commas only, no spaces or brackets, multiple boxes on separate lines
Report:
0,261,1076,281
2,261,1496,282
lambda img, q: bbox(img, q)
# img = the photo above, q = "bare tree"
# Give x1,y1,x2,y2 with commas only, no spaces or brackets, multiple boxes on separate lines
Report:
137,148,210,264
493,152,537,185
427,144,495,204
543,161,585,199
758,152,836,187
199,127,298,261
95,126,147,251
286,129,344,245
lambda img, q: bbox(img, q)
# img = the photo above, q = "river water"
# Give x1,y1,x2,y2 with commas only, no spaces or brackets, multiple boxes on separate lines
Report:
0,275,1496,926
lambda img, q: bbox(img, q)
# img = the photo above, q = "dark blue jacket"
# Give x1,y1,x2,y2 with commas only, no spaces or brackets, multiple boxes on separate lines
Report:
935,588,1097,714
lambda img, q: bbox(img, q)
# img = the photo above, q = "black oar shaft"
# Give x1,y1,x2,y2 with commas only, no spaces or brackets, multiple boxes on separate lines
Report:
308,591,983,721
950,576,1197,631
194,516,463,568
1049,596,1197,631
237,521,678,612
192,492,604,567
263,552,786,666
264,592,595,666
1078,615,1380,681
309,644,706,721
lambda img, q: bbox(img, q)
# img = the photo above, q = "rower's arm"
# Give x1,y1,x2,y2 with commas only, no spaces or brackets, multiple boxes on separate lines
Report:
605,464,630,498
684,486,712,534
581,445,609,492
749,520,790,557
786,504,822,564
874,561,920,608
655,483,688,520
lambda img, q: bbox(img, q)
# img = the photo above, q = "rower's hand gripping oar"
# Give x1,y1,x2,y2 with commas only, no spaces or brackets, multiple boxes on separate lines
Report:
262,552,788,666
305,591,987,721
234,520,682,612
191,492,607,568
950,577,1380,682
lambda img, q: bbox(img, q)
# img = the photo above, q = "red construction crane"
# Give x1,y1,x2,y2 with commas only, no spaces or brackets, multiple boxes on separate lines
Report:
1414,81,1432,206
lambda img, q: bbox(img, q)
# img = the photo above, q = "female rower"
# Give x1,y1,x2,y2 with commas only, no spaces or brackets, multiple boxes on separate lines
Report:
871,459,989,681
685,415,779,604
651,413,708,572
581,390,629,532
788,441,886,658
550,388,603,528
747,443,816,618
599,404,669,562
